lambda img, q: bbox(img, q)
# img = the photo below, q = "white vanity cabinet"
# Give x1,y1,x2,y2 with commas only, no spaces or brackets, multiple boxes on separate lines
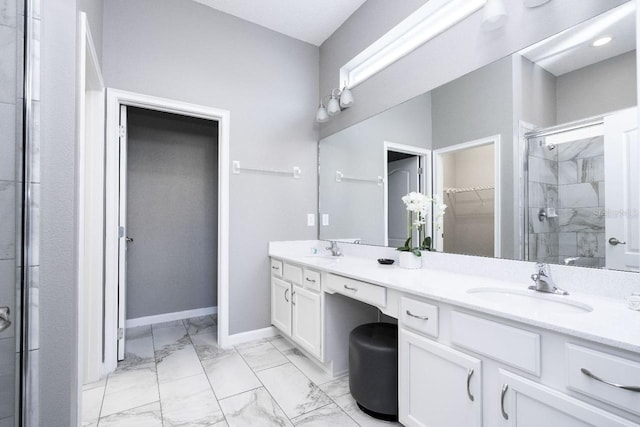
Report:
270,258,322,359
498,370,635,427
399,329,482,427
397,296,640,427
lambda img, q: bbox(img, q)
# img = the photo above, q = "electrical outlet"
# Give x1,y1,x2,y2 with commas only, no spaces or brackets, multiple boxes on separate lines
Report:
322,214,329,226
307,213,315,226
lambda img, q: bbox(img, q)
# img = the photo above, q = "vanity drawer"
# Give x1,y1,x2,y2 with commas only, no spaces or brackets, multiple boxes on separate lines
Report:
303,268,321,292
326,274,386,307
399,297,438,338
283,262,302,285
270,259,283,278
566,344,640,415
451,311,540,375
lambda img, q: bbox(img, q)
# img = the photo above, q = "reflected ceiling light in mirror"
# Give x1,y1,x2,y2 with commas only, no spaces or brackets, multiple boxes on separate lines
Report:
592,36,613,47
518,1,635,76
482,0,507,31
523,0,550,7
316,87,354,122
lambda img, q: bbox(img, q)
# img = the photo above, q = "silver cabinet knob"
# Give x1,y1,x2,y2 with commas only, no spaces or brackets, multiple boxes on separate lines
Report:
0,307,11,333
608,237,626,246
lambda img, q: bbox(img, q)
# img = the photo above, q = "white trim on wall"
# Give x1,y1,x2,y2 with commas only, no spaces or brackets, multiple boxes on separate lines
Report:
76,12,105,420
433,135,501,257
104,88,231,373
226,326,279,346
126,306,218,328
383,142,432,247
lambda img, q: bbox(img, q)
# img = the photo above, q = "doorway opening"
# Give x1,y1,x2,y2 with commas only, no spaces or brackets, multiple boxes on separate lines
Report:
101,90,230,374
384,142,432,247
433,136,501,256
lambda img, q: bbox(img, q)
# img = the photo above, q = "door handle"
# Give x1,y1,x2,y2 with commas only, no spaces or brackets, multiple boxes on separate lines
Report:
500,384,509,420
125,236,134,243
0,307,11,333
284,288,289,303
608,237,626,246
466,369,475,402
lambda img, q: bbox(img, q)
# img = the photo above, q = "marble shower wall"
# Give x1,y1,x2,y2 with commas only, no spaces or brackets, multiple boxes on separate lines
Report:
528,135,605,267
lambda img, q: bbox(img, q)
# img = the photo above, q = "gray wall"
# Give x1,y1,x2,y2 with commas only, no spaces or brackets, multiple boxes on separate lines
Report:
319,93,431,245
557,50,637,123
126,108,218,319
519,55,557,128
41,0,79,425
432,57,514,257
319,0,627,139
103,0,319,334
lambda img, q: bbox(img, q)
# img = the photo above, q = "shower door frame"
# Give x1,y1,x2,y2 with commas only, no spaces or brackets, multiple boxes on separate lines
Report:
104,89,231,373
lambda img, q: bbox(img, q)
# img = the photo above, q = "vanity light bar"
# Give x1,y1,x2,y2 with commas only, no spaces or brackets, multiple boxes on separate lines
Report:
340,0,486,88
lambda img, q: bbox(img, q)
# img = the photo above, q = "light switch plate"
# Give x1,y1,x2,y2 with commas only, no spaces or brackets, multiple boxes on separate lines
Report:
307,213,315,226
322,214,329,226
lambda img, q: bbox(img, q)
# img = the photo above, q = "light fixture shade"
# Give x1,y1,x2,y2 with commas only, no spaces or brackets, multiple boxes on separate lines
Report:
316,104,329,123
523,0,550,7
339,87,354,108
481,0,507,31
327,96,341,116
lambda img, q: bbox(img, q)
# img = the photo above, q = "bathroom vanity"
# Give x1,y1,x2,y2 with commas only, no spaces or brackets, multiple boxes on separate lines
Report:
269,242,640,426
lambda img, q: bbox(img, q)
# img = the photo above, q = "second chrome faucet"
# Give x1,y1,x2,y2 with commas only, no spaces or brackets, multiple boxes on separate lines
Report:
529,263,569,295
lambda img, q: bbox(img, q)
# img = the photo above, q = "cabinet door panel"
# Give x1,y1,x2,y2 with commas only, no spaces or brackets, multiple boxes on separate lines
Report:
499,369,635,427
399,329,482,427
271,278,291,336
292,285,321,358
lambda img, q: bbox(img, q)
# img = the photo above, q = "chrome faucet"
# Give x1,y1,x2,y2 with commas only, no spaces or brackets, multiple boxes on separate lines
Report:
326,241,343,257
563,257,581,266
529,263,569,295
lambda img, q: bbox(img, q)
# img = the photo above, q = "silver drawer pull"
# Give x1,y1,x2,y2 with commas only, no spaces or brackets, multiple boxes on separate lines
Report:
305,277,316,283
405,310,428,320
466,369,475,402
581,368,640,392
284,289,289,303
271,266,280,270
292,290,296,306
343,285,358,292
500,384,509,420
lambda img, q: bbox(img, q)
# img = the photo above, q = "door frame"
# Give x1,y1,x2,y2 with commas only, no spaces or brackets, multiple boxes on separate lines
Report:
104,89,231,373
383,142,432,247
432,135,501,256
76,11,105,415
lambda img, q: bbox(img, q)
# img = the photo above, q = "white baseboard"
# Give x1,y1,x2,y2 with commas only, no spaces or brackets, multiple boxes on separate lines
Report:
126,306,217,328
226,326,278,346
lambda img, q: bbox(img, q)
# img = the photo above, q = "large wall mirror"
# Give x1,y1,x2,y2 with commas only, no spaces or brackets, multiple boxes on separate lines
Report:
318,1,639,272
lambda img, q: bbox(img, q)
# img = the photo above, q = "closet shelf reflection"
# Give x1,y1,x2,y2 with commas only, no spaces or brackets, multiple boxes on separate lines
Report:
444,185,495,206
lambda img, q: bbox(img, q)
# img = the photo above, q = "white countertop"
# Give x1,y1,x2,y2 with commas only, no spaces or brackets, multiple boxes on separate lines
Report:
269,249,640,355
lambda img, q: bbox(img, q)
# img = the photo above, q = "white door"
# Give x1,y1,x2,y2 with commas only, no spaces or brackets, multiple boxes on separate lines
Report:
271,278,291,336
388,156,420,247
117,105,128,360
499,370,633,427
604,108,639,271
291,285,321,358
399,329,482,427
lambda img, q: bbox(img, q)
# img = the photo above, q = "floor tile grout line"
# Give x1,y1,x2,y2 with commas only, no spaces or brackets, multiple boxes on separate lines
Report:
150,322,166,427
234,343,297,425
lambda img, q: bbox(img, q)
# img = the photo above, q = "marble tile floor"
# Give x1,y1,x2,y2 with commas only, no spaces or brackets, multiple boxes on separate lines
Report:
82,315,400,427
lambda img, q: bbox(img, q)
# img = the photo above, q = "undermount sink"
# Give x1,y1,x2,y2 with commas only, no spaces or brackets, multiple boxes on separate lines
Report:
302,254,341,265
467,287,593,314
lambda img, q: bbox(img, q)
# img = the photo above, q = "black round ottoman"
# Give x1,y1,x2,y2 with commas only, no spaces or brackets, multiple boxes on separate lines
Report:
349,322,398,421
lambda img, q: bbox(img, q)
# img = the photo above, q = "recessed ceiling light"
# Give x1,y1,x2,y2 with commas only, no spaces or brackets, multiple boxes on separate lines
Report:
592,36,613,47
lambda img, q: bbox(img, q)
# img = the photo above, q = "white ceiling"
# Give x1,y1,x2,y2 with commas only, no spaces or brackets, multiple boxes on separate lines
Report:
519,2,636,76
193,0,368,46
